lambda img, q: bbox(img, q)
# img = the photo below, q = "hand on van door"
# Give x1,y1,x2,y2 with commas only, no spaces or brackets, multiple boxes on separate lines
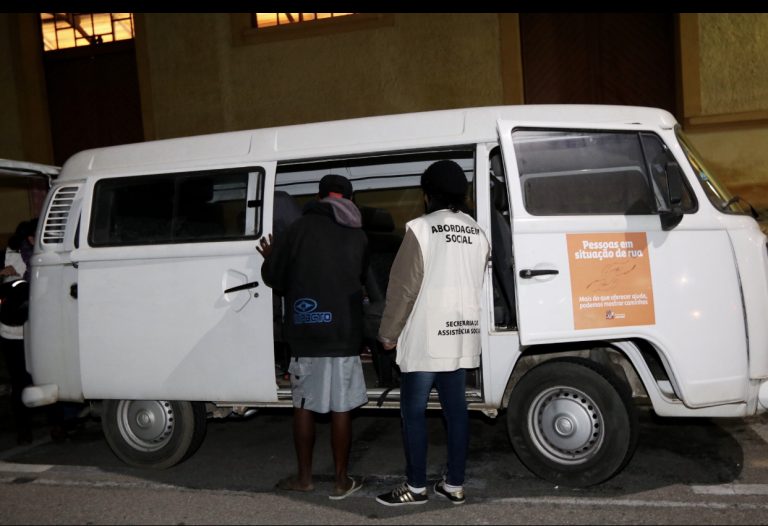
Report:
256,234,274,258
1,265,19,277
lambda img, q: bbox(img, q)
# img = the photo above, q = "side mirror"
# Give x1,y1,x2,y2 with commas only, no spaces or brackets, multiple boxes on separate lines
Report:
660,161,684,231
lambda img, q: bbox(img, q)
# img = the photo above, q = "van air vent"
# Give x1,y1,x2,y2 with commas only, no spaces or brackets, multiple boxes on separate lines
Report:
41,185,79,245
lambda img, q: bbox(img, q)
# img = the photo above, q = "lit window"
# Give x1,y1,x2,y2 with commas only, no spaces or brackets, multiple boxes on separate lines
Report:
40,13,135,51
252,13,355,29
233,13,391,46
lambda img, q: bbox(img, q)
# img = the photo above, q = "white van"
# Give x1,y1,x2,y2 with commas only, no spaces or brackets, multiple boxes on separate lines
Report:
22,105,768,487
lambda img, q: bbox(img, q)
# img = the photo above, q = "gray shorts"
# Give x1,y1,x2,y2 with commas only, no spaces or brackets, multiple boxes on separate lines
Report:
288,356,368,413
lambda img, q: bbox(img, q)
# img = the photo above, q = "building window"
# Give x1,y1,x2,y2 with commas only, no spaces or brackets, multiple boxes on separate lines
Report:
252,13,354,29
40,13,135,51
233,13,391,45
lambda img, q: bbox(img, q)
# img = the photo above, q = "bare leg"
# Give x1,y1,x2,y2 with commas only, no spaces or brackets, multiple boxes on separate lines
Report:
331,410,353,492
292,407,315,489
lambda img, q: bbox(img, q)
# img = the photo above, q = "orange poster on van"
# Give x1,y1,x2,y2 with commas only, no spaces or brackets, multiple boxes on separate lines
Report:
567,233,655,330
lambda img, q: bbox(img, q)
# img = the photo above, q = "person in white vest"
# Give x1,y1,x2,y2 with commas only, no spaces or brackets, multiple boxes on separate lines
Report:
375,160,490,506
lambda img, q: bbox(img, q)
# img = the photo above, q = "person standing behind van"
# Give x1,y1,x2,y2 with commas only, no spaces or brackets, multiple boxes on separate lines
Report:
0,219,37,444
1,221,27,282
375,160,489,506
257,174,369,500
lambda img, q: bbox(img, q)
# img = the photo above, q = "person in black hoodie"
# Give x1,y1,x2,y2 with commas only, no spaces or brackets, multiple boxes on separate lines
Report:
258,174,368,500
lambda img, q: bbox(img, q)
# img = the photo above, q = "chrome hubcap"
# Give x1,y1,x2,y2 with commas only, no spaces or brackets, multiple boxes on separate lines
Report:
528,387,604,464
116,400,175,452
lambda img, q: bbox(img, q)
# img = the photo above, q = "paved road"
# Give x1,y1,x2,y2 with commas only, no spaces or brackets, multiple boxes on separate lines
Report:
2,403,768,524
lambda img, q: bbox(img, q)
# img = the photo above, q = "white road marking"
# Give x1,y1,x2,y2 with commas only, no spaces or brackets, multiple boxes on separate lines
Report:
691,483,768,496
32,477,182,491
490,496,768,510
0,461,53,473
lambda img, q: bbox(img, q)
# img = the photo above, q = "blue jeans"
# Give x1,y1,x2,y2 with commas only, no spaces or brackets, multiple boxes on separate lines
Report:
400,368,468,488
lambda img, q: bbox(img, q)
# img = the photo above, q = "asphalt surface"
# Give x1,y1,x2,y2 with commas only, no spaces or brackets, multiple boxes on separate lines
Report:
2,397,768,524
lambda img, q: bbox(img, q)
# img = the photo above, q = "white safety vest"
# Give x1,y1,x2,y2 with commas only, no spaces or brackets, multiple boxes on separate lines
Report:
396,210,490,372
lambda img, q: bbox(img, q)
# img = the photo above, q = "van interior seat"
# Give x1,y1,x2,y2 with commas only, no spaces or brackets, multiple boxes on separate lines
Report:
360,206,402,302
174,177,224,239
105,184,174,244
521,168,654,215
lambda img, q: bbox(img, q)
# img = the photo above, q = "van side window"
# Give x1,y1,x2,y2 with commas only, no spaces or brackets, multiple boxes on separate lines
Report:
89,170,258,246
275,149,476,234
512,129,676,215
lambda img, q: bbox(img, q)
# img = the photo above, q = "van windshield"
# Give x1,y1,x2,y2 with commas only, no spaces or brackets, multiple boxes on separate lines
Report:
675,126,747,215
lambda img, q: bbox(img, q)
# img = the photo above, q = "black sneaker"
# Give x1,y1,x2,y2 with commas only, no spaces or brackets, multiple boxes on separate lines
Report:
433,479,465,505
376,482,428,506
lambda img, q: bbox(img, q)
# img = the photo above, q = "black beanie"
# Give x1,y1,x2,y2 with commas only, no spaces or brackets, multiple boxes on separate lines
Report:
319,174,353,199
421,160,468,196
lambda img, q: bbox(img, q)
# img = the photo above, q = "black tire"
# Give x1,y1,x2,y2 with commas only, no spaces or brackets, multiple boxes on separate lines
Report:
507,357,638,487
102,399,208,469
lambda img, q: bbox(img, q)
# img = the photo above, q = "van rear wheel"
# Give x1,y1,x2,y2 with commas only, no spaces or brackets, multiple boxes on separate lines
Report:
102,399,207,469
507,357,638,487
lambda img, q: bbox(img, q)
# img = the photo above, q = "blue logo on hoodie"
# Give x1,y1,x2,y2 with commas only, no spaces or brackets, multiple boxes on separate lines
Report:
293,298,333,324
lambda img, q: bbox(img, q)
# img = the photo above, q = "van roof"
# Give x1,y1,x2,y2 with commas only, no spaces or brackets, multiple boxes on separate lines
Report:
57,104,677,182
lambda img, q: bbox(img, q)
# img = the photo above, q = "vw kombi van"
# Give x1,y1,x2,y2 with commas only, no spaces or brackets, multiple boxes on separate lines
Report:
22,105,768,487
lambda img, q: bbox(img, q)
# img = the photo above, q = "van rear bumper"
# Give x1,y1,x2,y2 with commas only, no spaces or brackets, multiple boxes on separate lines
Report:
22,384,58,407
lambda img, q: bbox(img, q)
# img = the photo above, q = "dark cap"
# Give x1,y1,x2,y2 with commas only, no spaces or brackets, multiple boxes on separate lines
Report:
421,160,468,196
319,174,353,199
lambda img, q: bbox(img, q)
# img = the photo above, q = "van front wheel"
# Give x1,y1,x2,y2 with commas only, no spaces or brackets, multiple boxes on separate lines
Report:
102,399,207,469
507,357,638,487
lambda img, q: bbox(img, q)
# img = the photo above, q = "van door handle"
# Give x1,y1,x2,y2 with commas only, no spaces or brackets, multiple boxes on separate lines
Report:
224,281,259,294
70,284,78,299
519,269,559,279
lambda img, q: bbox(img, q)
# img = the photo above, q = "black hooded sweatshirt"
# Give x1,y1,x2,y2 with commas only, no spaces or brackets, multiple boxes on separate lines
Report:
261,197,369,357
